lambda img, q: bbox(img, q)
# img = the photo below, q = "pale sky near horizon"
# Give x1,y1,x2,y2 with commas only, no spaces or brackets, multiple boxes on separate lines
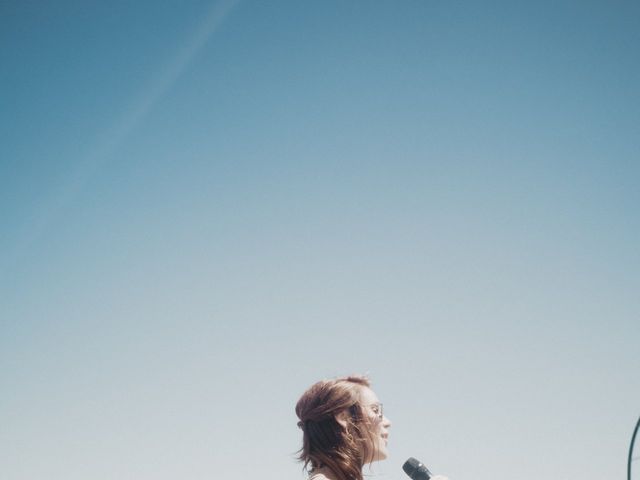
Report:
1,1,639,480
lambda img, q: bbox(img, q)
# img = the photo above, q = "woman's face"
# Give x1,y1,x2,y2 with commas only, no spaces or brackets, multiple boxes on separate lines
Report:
358,386,392,462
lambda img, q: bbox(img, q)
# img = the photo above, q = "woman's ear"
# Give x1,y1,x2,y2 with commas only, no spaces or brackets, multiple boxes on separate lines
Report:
334,409,350,429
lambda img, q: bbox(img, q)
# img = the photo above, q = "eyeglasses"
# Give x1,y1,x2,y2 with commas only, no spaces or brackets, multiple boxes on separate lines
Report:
369,403,384,420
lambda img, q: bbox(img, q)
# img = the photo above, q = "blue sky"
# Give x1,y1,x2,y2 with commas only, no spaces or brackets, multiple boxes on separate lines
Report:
1,1,639,479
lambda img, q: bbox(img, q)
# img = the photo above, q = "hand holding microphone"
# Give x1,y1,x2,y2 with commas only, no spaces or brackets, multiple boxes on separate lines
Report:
403,457,449,480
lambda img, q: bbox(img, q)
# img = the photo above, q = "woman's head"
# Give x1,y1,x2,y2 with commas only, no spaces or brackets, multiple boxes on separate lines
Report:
295,376,392,480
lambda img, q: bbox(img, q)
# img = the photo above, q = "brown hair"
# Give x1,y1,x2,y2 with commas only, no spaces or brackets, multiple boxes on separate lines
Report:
295,376,378,480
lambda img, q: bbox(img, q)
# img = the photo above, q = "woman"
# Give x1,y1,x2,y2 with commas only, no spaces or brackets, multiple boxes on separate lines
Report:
295,375,449,480
295,375,390,480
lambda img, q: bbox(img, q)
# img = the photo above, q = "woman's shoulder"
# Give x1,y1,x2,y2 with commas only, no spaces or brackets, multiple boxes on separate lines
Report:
307,473,331,480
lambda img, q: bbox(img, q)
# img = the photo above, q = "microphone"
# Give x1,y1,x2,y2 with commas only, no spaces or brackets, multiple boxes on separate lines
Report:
402,457,432,480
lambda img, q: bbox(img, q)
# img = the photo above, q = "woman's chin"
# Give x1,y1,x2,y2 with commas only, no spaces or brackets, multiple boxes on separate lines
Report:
373,447,388,462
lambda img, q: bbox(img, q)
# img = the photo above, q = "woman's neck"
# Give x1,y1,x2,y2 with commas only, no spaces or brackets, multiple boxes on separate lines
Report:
310,466,339,480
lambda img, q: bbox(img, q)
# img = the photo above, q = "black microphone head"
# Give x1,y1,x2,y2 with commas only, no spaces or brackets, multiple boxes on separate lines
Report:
402,457,432,480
